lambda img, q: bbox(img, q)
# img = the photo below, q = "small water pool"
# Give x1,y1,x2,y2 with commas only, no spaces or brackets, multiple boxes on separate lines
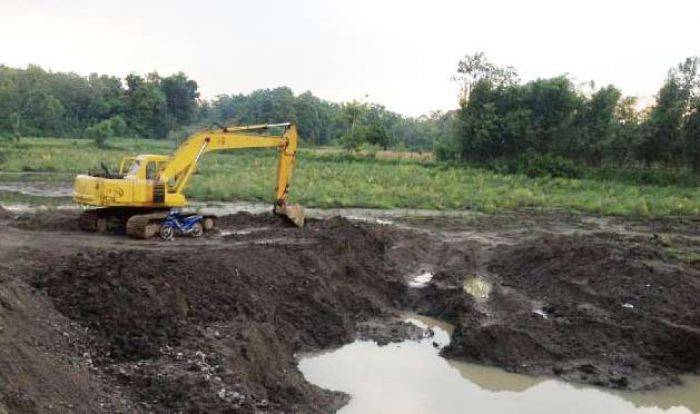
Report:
298,316,700,414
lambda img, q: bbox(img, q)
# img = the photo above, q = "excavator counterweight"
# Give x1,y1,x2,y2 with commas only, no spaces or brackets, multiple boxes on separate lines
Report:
73,123,304,238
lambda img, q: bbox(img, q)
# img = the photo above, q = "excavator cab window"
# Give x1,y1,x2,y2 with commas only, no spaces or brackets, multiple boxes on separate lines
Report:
146,161,158,180
125,159,141,176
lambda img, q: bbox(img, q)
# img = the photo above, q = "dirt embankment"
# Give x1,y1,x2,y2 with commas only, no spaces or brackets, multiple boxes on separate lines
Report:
2,212,414,413
422,233,700,390
0,209,698,412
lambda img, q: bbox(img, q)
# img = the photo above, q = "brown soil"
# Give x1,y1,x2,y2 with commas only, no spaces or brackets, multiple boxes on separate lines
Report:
435,233,700,390
0,206,13,220
0,208,698,412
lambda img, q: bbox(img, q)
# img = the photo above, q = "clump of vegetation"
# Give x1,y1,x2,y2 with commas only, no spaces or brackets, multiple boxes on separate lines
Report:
84,115,127,148
488,154,582,179
442,53,700,176
84,120,113,148
0,66,199,139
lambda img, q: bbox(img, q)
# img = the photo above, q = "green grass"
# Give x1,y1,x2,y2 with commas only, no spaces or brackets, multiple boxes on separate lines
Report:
1,137,699,217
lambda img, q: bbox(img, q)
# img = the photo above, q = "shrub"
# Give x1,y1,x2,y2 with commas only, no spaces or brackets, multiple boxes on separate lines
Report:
85,120,114,148
109,115,128,137
523,155,581,178
486,154,581,179
358,143,381,158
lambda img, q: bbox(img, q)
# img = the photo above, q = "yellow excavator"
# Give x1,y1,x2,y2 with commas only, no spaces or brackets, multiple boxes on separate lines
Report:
73,122,304,238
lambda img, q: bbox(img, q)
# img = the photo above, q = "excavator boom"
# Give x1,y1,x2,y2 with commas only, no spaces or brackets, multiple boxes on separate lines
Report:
158,123,299,205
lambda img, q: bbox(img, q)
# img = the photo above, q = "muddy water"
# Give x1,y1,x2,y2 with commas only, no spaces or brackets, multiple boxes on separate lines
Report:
0,182,73,198
299,316,700,414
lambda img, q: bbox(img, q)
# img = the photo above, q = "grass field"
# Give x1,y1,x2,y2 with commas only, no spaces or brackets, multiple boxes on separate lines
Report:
0,137,698,216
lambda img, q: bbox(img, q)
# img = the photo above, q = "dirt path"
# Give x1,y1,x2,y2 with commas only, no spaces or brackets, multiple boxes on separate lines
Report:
0,208,698,413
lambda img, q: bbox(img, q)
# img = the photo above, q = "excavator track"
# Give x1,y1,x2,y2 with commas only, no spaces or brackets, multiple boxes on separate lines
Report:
78,209,102,232
125,211,169,239
78,208,124,233
80,208,217,239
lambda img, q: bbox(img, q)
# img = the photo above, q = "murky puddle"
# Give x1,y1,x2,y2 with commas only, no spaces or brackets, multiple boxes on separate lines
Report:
0,181,74,198
298,315,700,414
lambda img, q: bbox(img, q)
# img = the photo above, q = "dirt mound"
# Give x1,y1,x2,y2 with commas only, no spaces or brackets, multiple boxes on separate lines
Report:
12,209,82,232
441,233,700,390
0,250,132,412
0,206,13,220
31,215,406,412
216,210,295,229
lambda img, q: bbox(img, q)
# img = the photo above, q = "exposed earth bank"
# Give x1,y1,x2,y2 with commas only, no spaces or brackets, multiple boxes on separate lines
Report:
0,207,698,413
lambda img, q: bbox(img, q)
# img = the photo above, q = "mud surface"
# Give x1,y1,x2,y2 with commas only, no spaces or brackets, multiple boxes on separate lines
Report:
0,206,13,220
0,208,698,412
436,233,700,390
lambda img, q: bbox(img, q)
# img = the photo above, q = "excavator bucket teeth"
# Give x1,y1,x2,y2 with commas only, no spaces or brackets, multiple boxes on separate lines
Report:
275,204,305,227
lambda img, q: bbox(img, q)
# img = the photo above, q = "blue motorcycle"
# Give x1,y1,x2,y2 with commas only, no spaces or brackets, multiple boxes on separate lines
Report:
159,210,205,240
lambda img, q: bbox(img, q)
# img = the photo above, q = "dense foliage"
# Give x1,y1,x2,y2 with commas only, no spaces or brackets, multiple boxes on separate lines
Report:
443,53,700,174
201,87,449,150
0,65,445,151
1,56,698,175
0,65,199,140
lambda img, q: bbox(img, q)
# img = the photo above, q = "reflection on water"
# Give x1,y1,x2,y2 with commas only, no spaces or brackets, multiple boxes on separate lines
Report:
298,316,700,414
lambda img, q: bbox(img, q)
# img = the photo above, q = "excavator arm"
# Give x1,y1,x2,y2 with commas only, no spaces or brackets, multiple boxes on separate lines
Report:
159,122,304,226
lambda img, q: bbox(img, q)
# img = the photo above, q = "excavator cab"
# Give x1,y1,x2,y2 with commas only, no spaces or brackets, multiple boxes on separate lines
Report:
119,155,169,180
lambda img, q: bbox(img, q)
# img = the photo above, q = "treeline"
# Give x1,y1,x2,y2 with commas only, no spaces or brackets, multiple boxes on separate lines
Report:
0,65,199,142
3,59,698,174
0,64,444,151
194,87,449,151
441,53,700,173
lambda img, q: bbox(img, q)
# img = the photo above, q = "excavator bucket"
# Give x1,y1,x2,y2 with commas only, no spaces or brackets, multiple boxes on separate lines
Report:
274,203,305,227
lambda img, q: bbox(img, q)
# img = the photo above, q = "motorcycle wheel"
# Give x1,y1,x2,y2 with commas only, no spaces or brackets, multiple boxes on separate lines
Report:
191,222,204,238
159,225,175,240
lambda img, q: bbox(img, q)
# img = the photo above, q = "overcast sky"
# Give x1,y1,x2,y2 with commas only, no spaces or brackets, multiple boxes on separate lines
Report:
1,0,698,116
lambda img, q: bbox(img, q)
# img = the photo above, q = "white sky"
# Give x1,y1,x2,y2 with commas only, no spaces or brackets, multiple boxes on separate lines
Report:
1,0,698,116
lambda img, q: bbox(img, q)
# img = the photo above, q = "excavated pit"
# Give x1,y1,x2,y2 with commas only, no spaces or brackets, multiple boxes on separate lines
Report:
0,209,698,413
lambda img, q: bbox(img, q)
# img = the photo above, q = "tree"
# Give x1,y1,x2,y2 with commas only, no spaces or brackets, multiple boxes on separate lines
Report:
453,52,518,104
609,96,642,163
565,85,621,164
109,115,127,136
125,73,168,138
364,106,390,149
685,97,700,173
294,91,322,144
639,57,699,164
9,112,21,142
340,100,367,150
87,73,125,122
34,94,65,135
160,72,199,125
85,119,113,148
639,78,687,164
